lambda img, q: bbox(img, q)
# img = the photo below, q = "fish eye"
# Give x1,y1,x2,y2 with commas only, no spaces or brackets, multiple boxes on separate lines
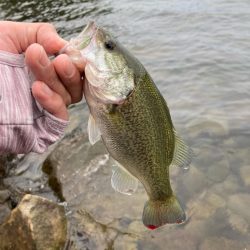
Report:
104,40,115,51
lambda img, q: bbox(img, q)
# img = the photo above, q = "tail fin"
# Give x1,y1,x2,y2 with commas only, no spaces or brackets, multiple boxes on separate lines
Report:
142,195,186,230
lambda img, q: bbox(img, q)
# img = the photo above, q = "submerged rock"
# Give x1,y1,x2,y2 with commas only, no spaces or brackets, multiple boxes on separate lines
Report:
199,236,246,250
69,208,139,250
228,211,249,234
113,234,138,250
240,165,250,187
178,166,207,200
0,194,67,250
1,102,249,249
227,194,250,223
186,119,229,139
206,157,229,183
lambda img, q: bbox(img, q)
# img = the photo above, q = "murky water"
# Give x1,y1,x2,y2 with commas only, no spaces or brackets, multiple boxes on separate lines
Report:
1,0,250,249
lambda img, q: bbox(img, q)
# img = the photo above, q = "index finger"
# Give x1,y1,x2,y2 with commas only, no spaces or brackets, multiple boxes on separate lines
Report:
1,21,67,54
35,23,67,55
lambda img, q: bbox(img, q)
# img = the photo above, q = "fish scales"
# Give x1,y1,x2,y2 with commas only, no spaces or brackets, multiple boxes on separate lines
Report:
91,72,175,200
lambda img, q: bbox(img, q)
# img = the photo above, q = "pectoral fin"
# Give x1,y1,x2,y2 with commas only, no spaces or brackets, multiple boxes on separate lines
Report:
88,114,101,145
111,160,138,195
172,130,193,169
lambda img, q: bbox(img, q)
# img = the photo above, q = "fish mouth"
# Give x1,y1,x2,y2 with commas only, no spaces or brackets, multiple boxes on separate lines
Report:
73,21,98,50
60,21,98,54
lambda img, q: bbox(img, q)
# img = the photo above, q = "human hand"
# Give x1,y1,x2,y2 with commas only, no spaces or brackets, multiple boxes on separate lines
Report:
0,21,85,120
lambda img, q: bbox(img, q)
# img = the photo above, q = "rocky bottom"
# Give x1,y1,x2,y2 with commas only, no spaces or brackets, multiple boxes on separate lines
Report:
0,103,249,250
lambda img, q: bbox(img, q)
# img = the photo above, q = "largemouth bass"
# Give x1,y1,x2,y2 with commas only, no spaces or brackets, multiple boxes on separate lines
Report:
63,22,193,229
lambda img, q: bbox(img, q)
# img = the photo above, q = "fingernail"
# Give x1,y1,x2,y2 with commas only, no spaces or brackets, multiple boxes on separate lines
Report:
39,46,50,67
42,83,53,97
65,60,75,77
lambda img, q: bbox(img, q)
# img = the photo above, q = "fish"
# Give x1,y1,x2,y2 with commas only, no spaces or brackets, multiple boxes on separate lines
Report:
62,22,193,229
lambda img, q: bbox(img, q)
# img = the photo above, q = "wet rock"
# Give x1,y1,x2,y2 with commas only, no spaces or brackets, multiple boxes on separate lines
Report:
70,208,139,250
0,203,11,225
0,190,11,225
0,154,18,178
199,236,246,250
0,190,10,203
240,165,250,187
0,194,67,250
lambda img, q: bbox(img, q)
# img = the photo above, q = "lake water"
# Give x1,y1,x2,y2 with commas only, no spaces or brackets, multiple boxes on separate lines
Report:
0,0,250,249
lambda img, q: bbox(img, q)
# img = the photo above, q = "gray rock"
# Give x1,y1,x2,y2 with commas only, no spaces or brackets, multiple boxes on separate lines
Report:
0,190,10,203
0,194,67,250
0,203,11,225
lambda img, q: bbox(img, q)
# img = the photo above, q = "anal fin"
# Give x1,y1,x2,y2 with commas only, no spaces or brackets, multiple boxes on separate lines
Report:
111,160,138,195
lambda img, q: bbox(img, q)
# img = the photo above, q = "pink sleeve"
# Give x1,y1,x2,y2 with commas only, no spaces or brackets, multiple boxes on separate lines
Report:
0,50,69,154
